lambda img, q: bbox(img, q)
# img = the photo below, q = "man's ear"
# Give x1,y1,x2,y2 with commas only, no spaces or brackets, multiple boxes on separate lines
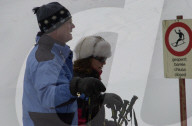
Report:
47,29,57,38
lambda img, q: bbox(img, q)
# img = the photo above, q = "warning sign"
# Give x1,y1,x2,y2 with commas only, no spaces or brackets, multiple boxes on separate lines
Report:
163,19,192,78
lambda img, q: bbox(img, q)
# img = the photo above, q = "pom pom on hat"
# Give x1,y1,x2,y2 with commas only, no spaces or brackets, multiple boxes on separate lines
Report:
74,36,112,60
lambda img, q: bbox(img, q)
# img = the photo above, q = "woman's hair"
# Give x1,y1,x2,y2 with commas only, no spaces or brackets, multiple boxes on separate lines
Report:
73,57,93,74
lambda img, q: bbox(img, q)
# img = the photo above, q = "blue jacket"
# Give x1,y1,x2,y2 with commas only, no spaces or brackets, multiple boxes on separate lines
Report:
22,35,77,126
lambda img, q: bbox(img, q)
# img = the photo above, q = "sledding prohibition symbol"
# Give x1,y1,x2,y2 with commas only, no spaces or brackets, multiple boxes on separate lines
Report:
171,29,185,47
165,22,192,56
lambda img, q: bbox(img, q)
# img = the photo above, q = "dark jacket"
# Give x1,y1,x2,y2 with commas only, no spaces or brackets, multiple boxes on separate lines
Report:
74,70,106,126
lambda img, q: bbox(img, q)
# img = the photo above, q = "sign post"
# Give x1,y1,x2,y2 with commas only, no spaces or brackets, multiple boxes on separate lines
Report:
179,78,187,126
177,15,187,126
162,15,191,126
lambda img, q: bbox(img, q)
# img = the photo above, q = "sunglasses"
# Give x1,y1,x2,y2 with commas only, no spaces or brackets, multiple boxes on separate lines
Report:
93,56,107,63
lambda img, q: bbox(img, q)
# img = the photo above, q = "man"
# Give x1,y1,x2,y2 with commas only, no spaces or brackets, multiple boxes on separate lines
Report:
22,2,106,126
174,29,185,47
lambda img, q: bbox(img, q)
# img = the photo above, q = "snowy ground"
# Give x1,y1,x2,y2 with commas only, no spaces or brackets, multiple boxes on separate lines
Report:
1,0,192,126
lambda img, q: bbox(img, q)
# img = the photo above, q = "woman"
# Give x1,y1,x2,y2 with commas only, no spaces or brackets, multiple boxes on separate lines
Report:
73,36,123,126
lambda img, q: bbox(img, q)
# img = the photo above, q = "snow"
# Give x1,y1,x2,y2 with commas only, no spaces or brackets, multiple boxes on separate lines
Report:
2,0,192,126
141,0,192,126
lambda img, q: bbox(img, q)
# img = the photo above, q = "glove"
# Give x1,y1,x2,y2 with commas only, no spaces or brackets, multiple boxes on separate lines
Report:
70,77,106,97
105,120,117,126
101,93,123,110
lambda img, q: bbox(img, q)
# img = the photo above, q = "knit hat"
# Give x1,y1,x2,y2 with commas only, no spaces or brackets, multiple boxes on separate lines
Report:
74,36,112,60
33,2,71,33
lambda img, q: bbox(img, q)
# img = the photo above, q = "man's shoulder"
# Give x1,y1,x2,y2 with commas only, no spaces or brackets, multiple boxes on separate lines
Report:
35,45,55,62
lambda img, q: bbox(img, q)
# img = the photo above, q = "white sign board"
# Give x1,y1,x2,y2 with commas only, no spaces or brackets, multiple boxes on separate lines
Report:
163,19,192,78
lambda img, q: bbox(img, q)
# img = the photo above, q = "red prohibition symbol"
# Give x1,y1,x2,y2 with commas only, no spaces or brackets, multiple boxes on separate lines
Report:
165,22,192,56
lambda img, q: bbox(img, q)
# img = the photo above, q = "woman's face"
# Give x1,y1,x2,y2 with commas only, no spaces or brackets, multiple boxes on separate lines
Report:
91,57,106,73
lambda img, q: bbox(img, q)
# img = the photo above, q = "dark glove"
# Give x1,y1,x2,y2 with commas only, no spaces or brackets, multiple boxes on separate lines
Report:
105,119,117,126
101,93,123,110
70,77,106,97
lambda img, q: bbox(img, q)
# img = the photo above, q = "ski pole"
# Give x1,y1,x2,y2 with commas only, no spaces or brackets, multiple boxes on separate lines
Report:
110,104,118,125
119,96,138,126
88,97,92,126
118,100,129,124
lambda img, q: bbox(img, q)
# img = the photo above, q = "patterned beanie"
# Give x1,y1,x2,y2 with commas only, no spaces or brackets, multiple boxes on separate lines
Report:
33,2,71,33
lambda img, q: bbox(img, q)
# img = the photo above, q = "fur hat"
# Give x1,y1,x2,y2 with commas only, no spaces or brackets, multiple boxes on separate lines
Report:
74,36,112,60
33,2,71,33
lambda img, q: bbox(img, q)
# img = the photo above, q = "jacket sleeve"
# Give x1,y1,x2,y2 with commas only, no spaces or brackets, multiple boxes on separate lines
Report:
33,59,75,108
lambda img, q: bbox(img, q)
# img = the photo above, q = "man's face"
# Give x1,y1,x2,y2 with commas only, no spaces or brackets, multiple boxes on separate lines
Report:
56,19,75,43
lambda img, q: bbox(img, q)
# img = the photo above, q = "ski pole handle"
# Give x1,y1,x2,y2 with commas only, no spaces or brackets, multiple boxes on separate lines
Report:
119,96,138,125
126,96,138,113
118,100,129,124
110,104,118,125
111,105,117,119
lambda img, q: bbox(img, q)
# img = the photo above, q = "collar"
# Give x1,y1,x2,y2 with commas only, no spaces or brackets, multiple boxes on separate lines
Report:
38,34,66,46
53,43,72,59
37,34,72,59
